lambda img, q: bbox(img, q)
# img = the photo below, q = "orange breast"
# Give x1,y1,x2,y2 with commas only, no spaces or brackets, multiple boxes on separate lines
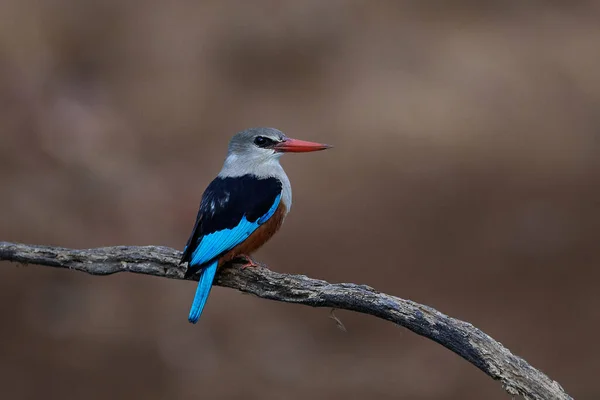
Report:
219,202,287,266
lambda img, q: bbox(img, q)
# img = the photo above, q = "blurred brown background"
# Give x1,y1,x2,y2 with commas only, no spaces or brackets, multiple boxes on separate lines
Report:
1,1,599,399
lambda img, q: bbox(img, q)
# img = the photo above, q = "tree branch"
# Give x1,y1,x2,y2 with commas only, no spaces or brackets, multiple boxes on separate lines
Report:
0,241,571,400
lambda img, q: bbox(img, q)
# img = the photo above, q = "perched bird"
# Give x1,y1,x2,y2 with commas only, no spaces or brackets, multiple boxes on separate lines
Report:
181,127,331,323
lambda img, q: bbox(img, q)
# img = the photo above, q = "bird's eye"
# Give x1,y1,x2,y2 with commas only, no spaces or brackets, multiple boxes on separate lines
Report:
254,136,275,148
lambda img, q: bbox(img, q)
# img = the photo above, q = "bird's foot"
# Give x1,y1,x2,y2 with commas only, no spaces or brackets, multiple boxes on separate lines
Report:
233,254,264,269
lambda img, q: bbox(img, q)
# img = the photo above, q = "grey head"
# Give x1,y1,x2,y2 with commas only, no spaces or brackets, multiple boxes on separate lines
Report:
219,126,330,179
227,127,287,160
219,127,288,180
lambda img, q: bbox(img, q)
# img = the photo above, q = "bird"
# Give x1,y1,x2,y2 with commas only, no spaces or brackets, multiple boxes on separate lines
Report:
180,127,331,324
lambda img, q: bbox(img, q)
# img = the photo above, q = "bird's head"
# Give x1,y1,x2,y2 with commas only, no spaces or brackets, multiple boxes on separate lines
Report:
227,127,331,163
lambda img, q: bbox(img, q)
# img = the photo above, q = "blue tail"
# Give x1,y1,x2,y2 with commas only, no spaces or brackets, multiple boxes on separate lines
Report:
188,260,218,324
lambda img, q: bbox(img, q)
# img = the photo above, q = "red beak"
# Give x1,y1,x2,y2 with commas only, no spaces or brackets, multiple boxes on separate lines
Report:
273,137,332,153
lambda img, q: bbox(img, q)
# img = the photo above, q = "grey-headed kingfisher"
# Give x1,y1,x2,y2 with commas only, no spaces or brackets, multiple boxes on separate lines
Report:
181,127,331,323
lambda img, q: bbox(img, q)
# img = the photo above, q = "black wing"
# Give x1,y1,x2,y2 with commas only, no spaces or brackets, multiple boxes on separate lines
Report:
181,174,282,269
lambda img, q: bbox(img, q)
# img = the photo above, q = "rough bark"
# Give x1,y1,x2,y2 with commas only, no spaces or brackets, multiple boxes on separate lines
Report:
0,241,571,400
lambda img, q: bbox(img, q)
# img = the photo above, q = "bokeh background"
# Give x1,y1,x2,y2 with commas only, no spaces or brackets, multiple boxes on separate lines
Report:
1,1,599,399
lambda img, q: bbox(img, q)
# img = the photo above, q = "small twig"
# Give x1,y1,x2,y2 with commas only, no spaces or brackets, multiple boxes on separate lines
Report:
329,308,347,332
0,241,571,400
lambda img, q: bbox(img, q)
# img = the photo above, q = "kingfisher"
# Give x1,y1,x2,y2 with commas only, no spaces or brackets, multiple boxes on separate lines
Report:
181,127,331,324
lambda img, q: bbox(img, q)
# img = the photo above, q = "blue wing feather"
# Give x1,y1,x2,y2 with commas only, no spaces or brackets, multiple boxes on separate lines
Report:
190,193,281,266
183,175,282,324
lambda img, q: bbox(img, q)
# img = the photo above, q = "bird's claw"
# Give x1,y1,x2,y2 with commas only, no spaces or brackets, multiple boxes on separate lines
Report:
235,255,264,269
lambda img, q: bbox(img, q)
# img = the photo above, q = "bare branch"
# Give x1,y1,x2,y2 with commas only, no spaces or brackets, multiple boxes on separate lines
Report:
0,241,571,400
